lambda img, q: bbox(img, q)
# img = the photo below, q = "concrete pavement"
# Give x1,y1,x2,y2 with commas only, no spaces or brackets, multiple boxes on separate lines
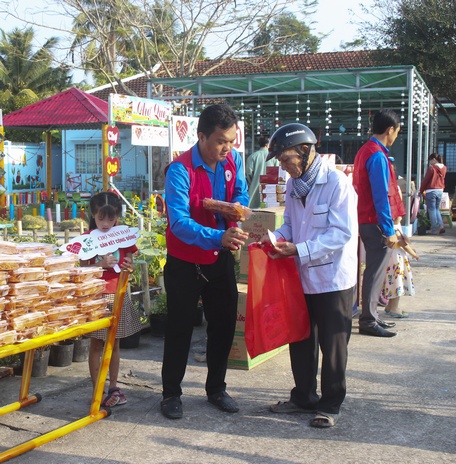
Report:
1,225,456,463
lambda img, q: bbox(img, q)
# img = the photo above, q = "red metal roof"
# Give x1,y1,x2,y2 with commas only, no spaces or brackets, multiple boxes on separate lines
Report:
3,87,109,130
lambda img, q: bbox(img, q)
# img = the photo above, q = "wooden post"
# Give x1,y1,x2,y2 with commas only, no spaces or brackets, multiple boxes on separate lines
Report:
140,261,151,315
102,124,109,192
46,132,53,201
64,229,69,243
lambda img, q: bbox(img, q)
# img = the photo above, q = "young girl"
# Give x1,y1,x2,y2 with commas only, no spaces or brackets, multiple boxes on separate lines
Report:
381,217,419,318
81,191,142,407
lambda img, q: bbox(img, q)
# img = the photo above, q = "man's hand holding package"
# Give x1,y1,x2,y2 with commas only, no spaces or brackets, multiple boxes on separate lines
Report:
222,227,248,250
385,234,398,248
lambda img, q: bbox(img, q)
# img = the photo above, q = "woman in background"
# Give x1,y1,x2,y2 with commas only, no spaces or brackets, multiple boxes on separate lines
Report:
420,153,447,234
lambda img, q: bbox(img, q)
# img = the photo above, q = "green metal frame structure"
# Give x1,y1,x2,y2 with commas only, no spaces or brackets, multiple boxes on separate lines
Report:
149,64,434,230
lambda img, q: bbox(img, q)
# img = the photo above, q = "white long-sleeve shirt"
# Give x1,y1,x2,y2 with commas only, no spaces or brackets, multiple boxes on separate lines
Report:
274,159,358,294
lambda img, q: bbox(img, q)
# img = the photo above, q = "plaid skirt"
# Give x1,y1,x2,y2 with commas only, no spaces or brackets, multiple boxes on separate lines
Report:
90,293,143,340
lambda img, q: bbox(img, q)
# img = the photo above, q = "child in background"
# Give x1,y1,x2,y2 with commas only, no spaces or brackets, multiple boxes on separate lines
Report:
81,191,142,407
381,217,419,318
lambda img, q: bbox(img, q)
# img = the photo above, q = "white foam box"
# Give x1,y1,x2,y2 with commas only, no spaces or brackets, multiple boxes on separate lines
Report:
238,206,285,283
228,284,287,370
260,184,278,194
261,192,278,201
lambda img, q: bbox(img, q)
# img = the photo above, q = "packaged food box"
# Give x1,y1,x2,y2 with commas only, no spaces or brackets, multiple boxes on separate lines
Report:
202,198,252,221
16,242,57,256
77,298,108,313
43,254,79,271
44,320,68,331
0,320,8,333
10,311,47,330
86,308,111,321
16,326,38,341
0,242,18,255
0,254,29,271
69,267,104,283
8,267,46,283
73,279,106,297
0,330,17,346
46,305,80,321
8,281,50,296
0,284,10,297
46,270,71,284
0,271,9,286
5,294,43,312
3,306,28,320
23,253,47,267
74,315,89,324
47,283,78,300
29,300,53,313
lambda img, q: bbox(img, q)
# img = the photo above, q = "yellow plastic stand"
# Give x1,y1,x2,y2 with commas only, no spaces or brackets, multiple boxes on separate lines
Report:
0,270,130,463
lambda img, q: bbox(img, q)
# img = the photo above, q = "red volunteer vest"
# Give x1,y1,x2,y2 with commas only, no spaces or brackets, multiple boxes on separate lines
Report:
353,139,406,224
166,148,237,264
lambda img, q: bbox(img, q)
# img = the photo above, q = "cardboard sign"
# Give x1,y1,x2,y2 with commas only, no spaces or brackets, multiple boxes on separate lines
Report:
60,225,140,261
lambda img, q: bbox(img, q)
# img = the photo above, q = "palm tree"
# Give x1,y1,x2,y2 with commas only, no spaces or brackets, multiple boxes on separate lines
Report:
0,27,71,113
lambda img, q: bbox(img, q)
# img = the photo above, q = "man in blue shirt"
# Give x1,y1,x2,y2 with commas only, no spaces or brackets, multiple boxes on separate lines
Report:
161,104,249,419
353,109,405,337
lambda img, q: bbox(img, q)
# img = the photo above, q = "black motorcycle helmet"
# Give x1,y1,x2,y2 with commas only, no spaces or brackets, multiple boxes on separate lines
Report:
266,123,318,161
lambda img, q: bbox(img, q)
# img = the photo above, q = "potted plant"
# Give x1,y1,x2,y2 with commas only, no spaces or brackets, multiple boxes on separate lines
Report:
417,209,431,235
18,345,51,377
72,335,90,362
150,292,168,337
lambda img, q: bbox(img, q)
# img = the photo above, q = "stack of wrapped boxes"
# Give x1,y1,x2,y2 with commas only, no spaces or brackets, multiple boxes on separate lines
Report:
0,241,109,347
259,166,289,208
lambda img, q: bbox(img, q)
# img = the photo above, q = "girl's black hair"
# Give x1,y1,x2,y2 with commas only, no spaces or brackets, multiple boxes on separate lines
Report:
429,152,443,164
88,191,122,230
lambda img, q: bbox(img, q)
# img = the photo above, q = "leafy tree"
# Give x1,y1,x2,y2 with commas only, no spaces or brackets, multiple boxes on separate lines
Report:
356,0,456,129
0,27,71,142
251,12,321,56
69,0,152,88
29,0,294,96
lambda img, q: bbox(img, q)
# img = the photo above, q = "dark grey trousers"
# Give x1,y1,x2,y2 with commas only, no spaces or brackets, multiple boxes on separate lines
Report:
358,223,393,328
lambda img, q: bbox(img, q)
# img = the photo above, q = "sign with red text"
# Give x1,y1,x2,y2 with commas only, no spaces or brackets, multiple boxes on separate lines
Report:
105,156,120,176
109,94,171,127
106,125,120,146
60,225,140,261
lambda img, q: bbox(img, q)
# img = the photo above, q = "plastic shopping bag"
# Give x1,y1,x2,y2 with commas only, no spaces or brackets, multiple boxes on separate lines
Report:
245,243,311,359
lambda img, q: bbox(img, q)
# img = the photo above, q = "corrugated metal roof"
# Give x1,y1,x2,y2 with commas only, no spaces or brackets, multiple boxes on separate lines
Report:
89,50,383,101
3,87,109,130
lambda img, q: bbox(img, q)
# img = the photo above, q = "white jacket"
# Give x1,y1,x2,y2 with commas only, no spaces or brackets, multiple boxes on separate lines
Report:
274,159,358,294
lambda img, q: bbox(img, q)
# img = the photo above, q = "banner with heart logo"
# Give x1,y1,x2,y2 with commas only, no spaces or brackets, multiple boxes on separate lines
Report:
131,125,169,146
59,225,140,261
171,116,199,151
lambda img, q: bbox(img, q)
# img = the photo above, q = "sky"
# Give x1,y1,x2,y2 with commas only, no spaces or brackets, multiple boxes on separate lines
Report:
0,0,374,83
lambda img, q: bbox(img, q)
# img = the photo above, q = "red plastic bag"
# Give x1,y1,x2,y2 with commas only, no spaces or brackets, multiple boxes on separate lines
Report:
245,243,311,359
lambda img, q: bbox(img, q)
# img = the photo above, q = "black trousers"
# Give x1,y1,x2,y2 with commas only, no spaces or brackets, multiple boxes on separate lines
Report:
289,286,355,415
161,251,238,398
